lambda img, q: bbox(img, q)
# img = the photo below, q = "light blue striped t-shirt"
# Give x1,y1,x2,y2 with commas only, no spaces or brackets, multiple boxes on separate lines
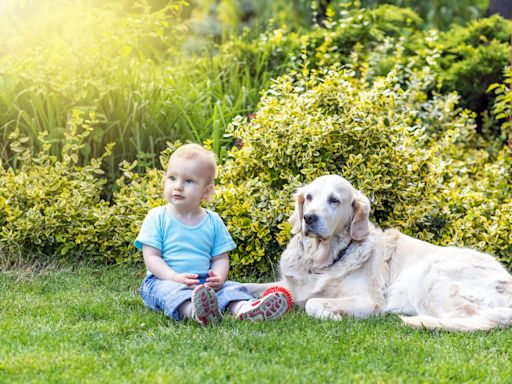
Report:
134,206,236,275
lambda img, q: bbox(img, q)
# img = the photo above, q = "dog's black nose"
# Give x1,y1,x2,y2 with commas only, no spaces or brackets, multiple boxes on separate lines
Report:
304,213,318,225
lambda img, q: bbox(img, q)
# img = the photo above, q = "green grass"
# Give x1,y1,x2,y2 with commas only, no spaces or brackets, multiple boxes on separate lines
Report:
1,265,511,383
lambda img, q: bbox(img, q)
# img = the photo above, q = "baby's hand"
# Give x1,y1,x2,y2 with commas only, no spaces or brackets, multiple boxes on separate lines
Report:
178,273,199,287
206,270,225,291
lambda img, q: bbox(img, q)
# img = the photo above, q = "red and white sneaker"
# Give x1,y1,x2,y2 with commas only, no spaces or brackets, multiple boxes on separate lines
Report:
237,289,291,321
191,285,223,326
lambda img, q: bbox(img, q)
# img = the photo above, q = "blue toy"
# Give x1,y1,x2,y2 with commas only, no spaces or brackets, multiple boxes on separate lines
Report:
197,274,208,285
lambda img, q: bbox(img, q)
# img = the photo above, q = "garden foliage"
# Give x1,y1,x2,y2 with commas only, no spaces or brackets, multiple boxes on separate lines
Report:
1,4,510,175
0,110,168,263
1,3,511,276
357,0,488,30
0,112,115,260
3,64,508,275
232,8,512,129
212,64,512,276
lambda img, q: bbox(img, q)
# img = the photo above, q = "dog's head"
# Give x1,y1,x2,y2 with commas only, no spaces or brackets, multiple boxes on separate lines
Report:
289,175,370,241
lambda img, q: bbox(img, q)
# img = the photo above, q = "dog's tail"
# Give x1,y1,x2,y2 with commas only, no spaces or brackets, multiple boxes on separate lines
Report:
400,308,512,332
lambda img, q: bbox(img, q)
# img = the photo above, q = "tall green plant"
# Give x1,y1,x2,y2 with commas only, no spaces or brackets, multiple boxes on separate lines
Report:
0,0,187,171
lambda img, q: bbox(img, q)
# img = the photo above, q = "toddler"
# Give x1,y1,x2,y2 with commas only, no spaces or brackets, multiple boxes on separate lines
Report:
135,144,290,325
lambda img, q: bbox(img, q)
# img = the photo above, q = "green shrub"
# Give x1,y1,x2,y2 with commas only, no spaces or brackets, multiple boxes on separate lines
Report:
2,71,512,277
357,0,487,30
0,111,113,259
0,110,167,264
489,66,512,143
231,8,511,139
374,15,511,123
318,11,509,140
214,65,512,276
0,4,428,175
229,5,421,77
435,16,511,120
3,4,509,178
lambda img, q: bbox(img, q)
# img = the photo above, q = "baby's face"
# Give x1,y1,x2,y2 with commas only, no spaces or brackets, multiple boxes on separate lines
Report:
163,157,213,209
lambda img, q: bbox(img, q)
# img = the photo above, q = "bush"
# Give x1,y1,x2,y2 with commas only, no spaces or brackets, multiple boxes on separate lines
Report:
489,66,512,143
323,13,511,124
2,4,509,178
434,16,511,121
231,8,511,140
214,65,512,276
0,112,113,259
0,110,167,264
2,70,511,277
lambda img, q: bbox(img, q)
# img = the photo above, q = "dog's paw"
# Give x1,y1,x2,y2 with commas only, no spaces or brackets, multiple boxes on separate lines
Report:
305,300,343,321
323,311,343,321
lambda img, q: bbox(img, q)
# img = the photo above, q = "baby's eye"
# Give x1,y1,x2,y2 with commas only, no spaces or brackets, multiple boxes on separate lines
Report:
168,175,176,180
186,179,195,183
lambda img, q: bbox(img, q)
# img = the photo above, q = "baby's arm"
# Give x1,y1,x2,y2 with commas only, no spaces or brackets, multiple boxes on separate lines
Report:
142,244,199,286
206,253,229,290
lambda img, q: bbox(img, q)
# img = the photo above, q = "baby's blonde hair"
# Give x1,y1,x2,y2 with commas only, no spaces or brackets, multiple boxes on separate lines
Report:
167,144,217,184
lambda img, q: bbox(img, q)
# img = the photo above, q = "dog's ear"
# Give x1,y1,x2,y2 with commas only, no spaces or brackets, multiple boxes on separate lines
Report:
289,187,305,234
350,190,370,241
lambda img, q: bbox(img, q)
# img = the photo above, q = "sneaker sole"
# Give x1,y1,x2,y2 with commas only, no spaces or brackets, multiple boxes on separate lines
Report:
238,292,289,321
191,285,223,326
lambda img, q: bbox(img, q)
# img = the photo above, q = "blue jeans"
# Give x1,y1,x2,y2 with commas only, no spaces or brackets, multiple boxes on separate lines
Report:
138,274,254,320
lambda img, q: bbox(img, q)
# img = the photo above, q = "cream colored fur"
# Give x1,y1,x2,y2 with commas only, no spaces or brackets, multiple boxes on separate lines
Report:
244,175,512,331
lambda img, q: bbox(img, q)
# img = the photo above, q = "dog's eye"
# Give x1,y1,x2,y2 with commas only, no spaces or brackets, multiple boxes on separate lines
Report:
329,197,340,205
306,194,312,201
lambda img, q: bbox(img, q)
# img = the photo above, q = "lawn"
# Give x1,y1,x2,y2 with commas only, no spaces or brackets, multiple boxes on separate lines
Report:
1,264,511,383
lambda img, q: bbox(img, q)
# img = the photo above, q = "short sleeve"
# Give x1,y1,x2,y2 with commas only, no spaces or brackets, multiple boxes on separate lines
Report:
134,207,163,251
211,212,236,257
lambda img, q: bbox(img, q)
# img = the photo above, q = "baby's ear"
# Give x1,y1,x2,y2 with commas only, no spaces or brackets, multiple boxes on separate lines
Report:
202,184,215,202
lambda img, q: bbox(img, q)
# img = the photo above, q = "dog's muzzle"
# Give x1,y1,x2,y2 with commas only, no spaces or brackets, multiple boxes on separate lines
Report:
304,213,318,225
303,214,325,239
304,213,318,238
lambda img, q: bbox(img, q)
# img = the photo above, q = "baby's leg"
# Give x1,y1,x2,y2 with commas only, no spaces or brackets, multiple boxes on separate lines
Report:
178,300,194,318
216,281,254,314
218,281,289,321
139,275,222,325
190,285,223,326
138,274,193,320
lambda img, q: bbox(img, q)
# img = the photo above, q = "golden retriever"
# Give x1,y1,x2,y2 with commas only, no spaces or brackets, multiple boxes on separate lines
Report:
245,175,512,331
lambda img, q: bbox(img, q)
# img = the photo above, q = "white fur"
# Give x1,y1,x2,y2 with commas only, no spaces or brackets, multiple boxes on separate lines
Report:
245,175,512,331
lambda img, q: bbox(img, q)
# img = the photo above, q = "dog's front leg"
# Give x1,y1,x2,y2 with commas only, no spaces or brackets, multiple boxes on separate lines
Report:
305,298,343,320
305,297,377,320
